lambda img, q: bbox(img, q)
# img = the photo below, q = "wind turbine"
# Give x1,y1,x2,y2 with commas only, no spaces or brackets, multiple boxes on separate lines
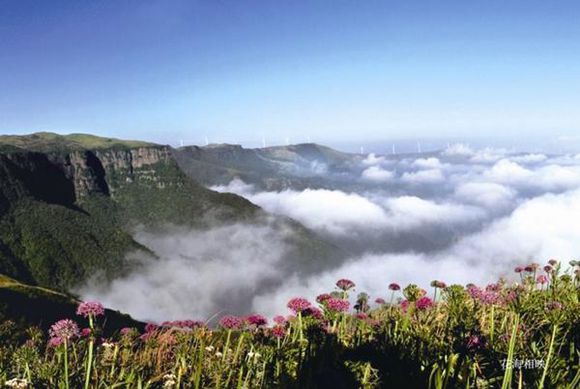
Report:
392,143,396,155
262,136,267,148
205,136,209,146
360,146,365,155
285,137,290,146
179,139,184,147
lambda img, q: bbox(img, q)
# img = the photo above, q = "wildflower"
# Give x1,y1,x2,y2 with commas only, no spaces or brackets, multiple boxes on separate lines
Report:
273,315,287,325
400,299,409,312
467,285,483,299
49,319,80,342
543,265,553,273
536,275,549,285
302,307,324,320
246,314,268,327
415,296,434,310
80,328,91,338
485,283,501,292
144,323,159,333
76,301,105,318
336,279,356,291
287,297,312,313
514,266,524,273
163,373,176,389
326,298,350,312
355,313,368,320
548,259,558,266
215,351,223,358
375,297,386,305
480,291,500,305
466,334,485,351
120,327,135,336
316,293,332,303
388,283,401,291
545,301,563,312
48,337,63,347
430,280,446,288
271,326,286,339
5,378,30,389
205,345,215,352
219,315,243,330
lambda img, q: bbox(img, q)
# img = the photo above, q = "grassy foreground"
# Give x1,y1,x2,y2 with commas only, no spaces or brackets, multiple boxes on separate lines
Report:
0,260,578,388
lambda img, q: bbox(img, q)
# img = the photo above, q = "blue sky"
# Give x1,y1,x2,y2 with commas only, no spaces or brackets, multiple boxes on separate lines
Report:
1,0,579,147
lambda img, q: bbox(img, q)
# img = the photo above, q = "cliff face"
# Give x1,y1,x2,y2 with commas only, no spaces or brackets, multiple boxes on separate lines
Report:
65,146,173,200
0,146,175,210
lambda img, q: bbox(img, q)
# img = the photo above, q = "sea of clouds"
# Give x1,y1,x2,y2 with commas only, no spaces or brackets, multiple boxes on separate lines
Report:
81,144,580,322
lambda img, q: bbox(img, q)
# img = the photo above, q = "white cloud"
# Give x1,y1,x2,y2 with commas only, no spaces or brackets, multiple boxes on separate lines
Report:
362,153,385,166
381,196,485,229
454,182,517,208
247,189,390,235
401,168,445,183
412,157,443,169
361,166,395,182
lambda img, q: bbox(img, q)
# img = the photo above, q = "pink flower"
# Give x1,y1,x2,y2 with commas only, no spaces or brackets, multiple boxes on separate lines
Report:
246,314,268,327
388,283,401,291
514,266,524,273
375,298,386,305
144,323,159,333
76,301,105,318
303,307,324,320
326,298,350,313
355,313,368,320
467,285,483,299
543,265,553,273
316,293,332,303
287,297,312,313
548,259,558,266
48,337,63,347
336,279,355,291
219,315,243,330
480,291,500,305
415,296,434,310
537,275,549,285
120,327,135,336
80,328,91,338
485,283,501,292
271,326,286,339
400,300,409,312
49,319,80,342
273,315,287,325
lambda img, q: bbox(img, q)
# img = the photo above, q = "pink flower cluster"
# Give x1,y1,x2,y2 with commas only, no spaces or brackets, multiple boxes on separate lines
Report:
246,314,268,327
415,296,434,310
400,297,434,312
336,279,355,291
325,298,350,313
287,297,312,313
388,283,401,291
316,293,332,303
273,315,287,325
49,319,80,345
271,326,286,338
76,301,105,318
219,315,243,330
161,320,204,329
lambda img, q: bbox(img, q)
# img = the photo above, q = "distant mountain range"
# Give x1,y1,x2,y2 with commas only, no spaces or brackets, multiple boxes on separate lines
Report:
0,132,340,329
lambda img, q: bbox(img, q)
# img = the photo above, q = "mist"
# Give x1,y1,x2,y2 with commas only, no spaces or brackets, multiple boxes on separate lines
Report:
80,145,580,322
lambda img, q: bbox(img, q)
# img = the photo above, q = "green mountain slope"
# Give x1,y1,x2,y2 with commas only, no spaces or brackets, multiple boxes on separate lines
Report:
0,274,142,341
0,133,339,293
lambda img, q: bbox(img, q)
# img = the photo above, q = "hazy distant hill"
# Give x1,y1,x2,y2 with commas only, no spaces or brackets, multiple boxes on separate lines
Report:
174,143,363,191
0,133,338,294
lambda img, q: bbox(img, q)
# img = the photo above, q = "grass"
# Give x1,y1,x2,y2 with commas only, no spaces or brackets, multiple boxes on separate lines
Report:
0,132,156,153
0,259,578,388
